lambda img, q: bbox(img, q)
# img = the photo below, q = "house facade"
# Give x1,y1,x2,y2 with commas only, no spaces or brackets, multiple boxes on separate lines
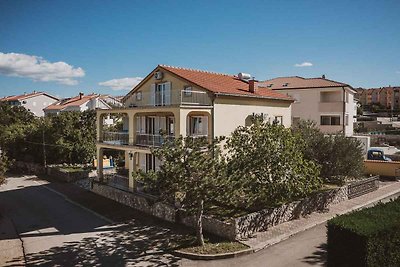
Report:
44,93,113,115
0,91,59,117
96,65,294,190
262,76,356,136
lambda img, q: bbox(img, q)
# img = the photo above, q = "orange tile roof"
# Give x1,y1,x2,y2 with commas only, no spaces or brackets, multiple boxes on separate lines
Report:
260,76,349,90
0,91,58,102
158,65,292,101
44,93,99,111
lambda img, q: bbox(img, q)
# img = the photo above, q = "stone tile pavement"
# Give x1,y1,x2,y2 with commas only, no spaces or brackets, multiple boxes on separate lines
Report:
242,180,400,252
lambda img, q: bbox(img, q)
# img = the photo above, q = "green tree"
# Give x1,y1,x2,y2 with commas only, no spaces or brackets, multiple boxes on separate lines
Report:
0,152,10,185
225,116,321,210
293,120,364,184
136,136,228,246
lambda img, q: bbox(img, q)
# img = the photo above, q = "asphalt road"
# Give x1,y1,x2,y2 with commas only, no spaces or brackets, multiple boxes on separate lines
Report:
2,176,395,267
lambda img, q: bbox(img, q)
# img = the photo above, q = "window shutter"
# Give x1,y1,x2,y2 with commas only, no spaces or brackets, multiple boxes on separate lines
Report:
139,153,146,171
202,116,208,136
150,84,156,106
160,116,166,133
165,82,171,105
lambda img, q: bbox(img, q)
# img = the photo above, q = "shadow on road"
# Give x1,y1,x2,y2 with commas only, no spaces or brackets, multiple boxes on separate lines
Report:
302,243,327,266
7,221,183,266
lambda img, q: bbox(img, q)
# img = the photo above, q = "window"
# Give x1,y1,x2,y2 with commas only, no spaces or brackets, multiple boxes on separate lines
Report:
273,116,283,125
345,92,349,103
155,83,167,106
321,116,340,126
135,91,142,101
345,114,349,126
190,116,208,136
183,86,192,96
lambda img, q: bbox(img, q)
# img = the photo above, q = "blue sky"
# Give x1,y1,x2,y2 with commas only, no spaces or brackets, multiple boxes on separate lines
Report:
0,0,399,98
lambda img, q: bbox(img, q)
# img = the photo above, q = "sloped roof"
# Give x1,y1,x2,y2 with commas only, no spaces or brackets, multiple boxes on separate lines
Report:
0,91,59,102
124,65,293,102
260,76,350,90
44,93,101,111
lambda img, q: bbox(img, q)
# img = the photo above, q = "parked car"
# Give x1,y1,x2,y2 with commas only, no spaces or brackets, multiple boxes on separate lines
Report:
367,148,392,161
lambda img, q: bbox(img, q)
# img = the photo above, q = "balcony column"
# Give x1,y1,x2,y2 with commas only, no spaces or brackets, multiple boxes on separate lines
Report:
127,151,136,190
97,147,104,182
96,112,103,142
128,111,136,145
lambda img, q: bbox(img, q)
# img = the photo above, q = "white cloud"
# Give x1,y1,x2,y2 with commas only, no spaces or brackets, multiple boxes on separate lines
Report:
0,52,85,85
99,77,143,90
294,62,313,67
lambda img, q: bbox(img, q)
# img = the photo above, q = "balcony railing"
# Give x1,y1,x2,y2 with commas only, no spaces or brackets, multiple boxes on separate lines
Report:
136,134,174,147
128,90,212,107
101,131,130,145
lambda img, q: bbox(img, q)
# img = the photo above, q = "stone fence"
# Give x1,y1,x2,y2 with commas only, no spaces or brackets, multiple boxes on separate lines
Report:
89,176,379,241
46,165,94,182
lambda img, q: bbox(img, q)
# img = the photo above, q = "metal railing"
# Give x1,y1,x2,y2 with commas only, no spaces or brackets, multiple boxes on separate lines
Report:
129,90,212,107
101,131,130,145
135,134,175,147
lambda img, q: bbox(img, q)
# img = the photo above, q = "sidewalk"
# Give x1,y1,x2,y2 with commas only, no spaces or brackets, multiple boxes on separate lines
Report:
242,180,400,252
0,214,25,266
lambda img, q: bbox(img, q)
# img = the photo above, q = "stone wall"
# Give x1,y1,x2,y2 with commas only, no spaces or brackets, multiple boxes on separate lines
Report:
90,182,176,222
46,166,91,182
89,176,378,241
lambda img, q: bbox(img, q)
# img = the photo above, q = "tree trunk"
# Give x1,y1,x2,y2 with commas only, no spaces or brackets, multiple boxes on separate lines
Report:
195,198,205,246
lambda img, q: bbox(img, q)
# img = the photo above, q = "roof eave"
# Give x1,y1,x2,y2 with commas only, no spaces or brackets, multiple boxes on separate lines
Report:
214,92,294,102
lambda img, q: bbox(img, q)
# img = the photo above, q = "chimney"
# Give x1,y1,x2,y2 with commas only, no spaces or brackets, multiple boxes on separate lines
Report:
79,92,84,99
249,79,258,93
322,74,326,79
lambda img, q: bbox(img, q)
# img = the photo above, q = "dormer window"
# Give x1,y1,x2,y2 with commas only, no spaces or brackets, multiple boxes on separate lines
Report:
267,84,273,88
282,83,289,87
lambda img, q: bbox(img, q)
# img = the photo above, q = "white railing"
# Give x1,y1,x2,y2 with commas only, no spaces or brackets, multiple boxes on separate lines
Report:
128,90,212,107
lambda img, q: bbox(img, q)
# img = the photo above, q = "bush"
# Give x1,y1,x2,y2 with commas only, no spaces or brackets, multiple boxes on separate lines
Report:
327,199,400,266
0,153,10,185
293,120,364,184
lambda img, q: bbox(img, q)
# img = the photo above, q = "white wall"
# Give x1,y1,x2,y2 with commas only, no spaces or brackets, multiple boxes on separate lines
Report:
213,97,292,137
22,94,58,117
275,86,355,136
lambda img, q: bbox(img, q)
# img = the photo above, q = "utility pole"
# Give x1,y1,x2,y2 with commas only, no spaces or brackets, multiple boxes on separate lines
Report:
42,123,47,167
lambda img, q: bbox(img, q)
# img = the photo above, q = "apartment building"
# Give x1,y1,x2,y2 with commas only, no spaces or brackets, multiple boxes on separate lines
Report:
356,86,400,109
263,75,356,136
0,91,59,116
96,65,294,189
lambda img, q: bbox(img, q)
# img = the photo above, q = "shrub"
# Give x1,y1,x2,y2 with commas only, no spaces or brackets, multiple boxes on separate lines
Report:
0,152,10,185
327,198,400,266
293,120,364,184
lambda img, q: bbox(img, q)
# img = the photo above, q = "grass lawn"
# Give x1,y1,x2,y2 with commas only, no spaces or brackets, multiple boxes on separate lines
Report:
170,235,248,255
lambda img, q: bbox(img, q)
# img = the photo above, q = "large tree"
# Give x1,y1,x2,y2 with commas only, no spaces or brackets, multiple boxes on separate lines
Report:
136,136,229,246
293,120,364,184
225,116,322,210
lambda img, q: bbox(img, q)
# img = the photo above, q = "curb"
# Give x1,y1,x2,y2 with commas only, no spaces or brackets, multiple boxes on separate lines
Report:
172,246,254,260
33,180,114,224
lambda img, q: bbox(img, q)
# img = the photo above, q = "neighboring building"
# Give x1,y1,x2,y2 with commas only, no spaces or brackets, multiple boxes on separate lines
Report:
0,91,59,117
96,65,294,189
356,86,400,110
44,93,112,115
262,75,356,136
99,95,123,107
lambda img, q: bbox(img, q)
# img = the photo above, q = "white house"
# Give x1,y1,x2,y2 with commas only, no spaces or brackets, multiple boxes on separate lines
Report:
262,76,356,136
0,91,59,117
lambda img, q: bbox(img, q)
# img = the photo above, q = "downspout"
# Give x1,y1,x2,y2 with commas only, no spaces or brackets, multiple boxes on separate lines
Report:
342,87,346,134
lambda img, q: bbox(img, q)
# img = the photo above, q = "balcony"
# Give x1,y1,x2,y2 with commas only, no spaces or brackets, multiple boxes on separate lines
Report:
101,131,130,145
128,90,212,107
318,101,343,113
136,134,174,147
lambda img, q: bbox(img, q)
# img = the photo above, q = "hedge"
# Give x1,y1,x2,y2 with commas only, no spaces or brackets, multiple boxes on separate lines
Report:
327,198,400,266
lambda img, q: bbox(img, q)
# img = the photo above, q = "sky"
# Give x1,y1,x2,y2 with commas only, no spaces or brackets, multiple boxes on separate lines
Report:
0,0,399,98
